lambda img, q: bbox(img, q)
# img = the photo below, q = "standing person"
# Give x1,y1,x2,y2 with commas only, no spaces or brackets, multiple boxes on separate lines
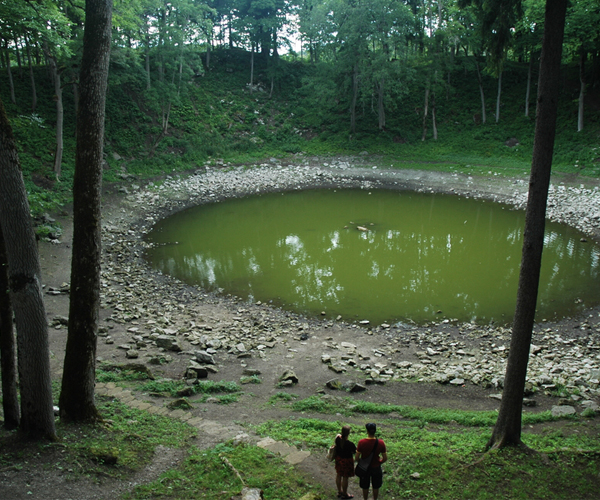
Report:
355,423,387,500
334,425,357,499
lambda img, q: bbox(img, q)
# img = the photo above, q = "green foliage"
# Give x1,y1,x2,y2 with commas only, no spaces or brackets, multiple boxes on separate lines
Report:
240,374,262,384
96,367,153,383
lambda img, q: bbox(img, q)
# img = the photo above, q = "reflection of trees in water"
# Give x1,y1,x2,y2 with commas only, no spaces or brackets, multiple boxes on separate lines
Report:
146,191,600,324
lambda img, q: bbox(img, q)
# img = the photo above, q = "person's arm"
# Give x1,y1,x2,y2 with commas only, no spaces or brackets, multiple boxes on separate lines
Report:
354,450,361,462
380,451,388,465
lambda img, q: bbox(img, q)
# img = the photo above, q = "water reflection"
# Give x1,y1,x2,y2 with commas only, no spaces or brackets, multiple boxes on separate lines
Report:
145,189,600,325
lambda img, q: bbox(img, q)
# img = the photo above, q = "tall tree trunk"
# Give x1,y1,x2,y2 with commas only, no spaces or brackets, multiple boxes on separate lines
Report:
0,98,56,440
25,37,37,112
59,0,113,423
378,77,385,130
421,86,430,141
0,224,20,430
475,58,486,124
250,43,255,93
578,48,585,132
14,36,22,78
495,69,502,123
145,24,151,90
43,41,63,178
487,0,567,450
350,63,359,135
525,51,533,117
206,32,211,70
432,90,438,140
5,41,16,105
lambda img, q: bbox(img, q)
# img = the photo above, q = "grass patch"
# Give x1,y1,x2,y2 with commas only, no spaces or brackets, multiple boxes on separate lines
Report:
0,398,196,481
287,395,564,426
124,441,325,500
240,375,262,385
139,379,241,397
253,417,600,499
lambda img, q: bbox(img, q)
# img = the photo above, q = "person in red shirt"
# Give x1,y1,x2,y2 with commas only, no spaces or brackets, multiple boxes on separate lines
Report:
355,423,387,500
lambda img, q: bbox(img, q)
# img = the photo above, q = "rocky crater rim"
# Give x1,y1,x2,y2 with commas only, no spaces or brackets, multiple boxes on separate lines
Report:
113,161,600,321
90,160,600,400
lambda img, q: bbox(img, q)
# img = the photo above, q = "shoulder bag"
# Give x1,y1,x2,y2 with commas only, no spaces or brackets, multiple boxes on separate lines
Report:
355,439,378,478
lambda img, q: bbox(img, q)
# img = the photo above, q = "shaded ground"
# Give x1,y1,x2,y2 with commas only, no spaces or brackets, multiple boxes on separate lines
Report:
2,162,600,499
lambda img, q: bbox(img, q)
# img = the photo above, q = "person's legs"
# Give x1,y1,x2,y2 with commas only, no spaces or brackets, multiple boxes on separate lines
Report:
341,476,349,495
371,467,383,500
359,473,370,500
336,473,342,495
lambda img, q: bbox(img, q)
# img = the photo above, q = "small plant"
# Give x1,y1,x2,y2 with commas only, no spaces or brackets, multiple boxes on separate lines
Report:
240,375,262,385
268,392,298,404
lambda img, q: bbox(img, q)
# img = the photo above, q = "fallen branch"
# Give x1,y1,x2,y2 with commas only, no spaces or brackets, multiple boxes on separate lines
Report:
220,454,245,486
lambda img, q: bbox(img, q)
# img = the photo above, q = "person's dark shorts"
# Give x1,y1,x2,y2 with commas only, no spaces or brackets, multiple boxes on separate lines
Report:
359,466,383,490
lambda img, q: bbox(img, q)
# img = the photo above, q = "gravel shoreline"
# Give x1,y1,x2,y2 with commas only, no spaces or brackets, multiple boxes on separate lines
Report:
98,159,600,406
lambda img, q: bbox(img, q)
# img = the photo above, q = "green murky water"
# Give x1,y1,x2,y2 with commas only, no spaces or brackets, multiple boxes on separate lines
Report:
145,189,600,325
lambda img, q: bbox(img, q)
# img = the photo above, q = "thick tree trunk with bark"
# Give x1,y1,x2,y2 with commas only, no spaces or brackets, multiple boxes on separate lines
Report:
0,98,56,440
0,225,20,429
487,0,568,450
59,0,113,422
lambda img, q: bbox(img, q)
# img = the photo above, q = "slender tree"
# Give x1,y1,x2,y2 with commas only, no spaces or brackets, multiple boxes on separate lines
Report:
488,0,568,449
59,0,113,422
0,98,56,440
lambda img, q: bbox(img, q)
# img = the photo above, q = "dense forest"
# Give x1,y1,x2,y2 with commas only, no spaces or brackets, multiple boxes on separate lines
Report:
0,0,599,216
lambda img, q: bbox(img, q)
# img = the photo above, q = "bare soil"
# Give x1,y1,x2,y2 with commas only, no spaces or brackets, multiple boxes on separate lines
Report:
1,165,599,500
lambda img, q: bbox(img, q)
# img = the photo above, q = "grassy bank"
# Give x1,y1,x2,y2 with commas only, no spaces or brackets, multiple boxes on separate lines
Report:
1,49,599,219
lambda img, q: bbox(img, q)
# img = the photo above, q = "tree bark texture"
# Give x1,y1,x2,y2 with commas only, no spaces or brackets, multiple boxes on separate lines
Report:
0,98,56,440
488,0,567,450
59,0,113,422
0,224,20,429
